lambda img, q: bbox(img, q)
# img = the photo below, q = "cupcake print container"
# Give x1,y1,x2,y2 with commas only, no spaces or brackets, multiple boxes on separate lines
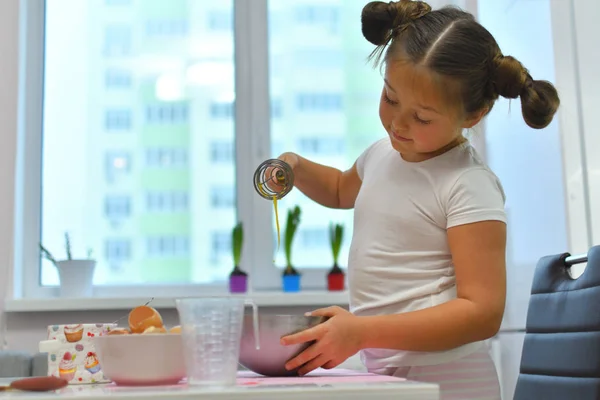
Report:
39,323,116,385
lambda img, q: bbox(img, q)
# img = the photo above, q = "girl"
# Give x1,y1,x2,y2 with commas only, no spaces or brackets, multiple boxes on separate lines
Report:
270,1,560,399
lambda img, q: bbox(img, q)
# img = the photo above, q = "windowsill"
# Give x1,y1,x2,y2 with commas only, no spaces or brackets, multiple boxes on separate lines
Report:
4,290,350,312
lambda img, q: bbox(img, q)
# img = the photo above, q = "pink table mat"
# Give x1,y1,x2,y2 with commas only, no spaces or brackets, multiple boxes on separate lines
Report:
88,369,406,393
236,368,405,386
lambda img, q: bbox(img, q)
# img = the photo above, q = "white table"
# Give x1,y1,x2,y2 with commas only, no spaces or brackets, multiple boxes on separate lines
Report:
0,370,439,400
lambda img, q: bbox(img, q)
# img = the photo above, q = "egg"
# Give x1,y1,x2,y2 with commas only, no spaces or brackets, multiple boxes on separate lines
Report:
142,326,167,334
107,328,130,336
128,305,164,334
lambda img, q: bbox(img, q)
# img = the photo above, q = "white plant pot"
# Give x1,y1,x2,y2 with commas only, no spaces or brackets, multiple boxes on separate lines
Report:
55,259,96,298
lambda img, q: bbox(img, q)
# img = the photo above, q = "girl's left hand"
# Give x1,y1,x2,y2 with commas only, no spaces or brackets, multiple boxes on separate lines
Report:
280,306,363,376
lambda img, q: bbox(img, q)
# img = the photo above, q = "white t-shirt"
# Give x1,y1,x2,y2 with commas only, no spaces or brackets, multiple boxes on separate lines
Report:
349,137,507,369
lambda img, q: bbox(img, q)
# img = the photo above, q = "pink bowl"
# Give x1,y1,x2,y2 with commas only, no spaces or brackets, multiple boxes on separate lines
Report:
93,334,186,386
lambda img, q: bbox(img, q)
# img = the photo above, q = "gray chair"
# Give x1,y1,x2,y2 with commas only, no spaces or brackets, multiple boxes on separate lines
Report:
0,351,33,377
0,351,48,378
31,352,48,377
514,245,600,400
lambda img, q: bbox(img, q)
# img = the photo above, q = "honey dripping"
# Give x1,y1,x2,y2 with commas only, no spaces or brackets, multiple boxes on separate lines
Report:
253,159,294,263
256,182,281,262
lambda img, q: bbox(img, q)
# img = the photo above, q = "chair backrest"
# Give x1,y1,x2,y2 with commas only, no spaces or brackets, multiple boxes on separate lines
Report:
514,245,600,400
0,351,33,377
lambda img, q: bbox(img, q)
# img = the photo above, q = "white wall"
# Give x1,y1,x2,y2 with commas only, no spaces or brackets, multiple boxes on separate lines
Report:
573,0,600,246
0,0,20,350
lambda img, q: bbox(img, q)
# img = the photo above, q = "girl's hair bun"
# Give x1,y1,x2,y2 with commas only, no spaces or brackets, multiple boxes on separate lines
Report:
361,0,432,46
494,55,560,129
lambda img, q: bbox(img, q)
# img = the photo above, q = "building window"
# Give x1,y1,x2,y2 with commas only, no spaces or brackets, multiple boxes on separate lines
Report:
210,102,233,119
298,137,345,155
105,0,132,5
296,93,343,112
105,195,131,220
146,236,190,257
271,99,282,119
207,11,232,31
210,141,233,163
211,232,230,259
105,151,131,182
145,148,188,168
295,6,340,33
145,20,189,37
105,69,132,89
271,141,284,159
295,50,343,68
105,239,131,262
145,102,189,125
104,24,131,56
146,191,189,213
105,109,132,131
210,186,235,208
301,228,328,248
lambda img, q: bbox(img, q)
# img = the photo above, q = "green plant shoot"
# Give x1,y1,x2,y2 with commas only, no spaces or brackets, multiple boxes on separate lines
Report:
39,244,58,266
232,222,243,267
329,222,344,267
283,205,301,274
40,231,94,264
64,232,72,260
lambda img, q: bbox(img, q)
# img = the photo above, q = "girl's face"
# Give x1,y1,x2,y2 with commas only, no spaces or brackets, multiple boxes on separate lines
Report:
379,61,482,162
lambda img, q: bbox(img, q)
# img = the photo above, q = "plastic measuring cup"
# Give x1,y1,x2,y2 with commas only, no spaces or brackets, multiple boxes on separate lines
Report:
175,297,259,387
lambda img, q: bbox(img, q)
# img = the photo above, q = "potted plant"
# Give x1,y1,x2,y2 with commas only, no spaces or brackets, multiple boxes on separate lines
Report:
39,232,95,298
229,221,248,293
282,205,301,292
327,222,345,291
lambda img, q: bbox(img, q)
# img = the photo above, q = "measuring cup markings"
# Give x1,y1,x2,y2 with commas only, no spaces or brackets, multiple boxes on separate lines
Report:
175,297,261,387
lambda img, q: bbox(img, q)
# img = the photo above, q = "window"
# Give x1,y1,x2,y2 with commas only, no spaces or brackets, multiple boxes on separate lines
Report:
105,239,131,262
301,228,328,249
146,191,189,213
208,11,232,32
104,24,131,57
269,2,382,270
13,0,593,300
145,20,189,37
296,93,343,112
210,186,235,208
105,196,131,220
146,236,190,258
105,69,132,89
105,109,131,131
271,99,282,119
105,151,131,182
36,0,236,290
105,0,132,5
103,238,132,280
210,232,230,260
295,5,340,33
145,103,189,125
210,141,233,163
145,148,188,168
298,137,345,155
210,102,233,119
294,50,343,68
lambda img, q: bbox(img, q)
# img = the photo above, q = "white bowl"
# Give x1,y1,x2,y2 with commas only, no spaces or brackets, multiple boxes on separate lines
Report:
93,334,186,386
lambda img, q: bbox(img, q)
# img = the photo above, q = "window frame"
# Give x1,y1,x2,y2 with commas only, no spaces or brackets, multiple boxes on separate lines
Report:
10,0,594,300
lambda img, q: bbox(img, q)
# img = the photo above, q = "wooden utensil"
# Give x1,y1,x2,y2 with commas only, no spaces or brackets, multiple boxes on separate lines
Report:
0,376,68,392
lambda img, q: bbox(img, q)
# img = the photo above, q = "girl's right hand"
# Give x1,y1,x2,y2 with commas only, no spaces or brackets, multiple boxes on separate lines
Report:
263,152,300,193
277,152,300,171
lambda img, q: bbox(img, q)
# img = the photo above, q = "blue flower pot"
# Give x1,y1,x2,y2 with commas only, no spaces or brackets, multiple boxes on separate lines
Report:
282,275,301,292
